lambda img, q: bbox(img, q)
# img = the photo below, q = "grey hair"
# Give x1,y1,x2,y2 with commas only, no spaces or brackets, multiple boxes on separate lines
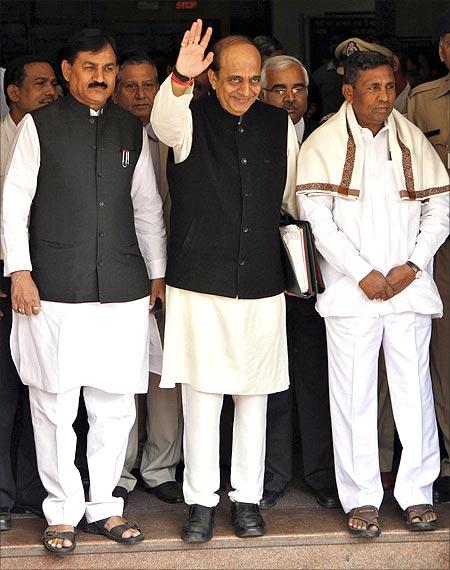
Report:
117,53,159,85
260,55,309,89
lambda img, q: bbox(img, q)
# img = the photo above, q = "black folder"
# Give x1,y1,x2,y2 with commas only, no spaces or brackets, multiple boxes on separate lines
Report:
280,211,325,298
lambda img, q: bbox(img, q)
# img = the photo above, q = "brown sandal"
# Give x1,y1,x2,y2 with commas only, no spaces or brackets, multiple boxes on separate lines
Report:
84,517,144,544
404,504,438,531
347,505,381,538
43,529,76,555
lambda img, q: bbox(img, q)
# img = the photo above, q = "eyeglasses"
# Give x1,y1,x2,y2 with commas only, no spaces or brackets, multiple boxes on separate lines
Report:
261,86,307,97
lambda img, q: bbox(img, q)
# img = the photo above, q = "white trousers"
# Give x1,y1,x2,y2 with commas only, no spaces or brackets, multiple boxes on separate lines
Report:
181,383,267,507
325,312,440,512
28,385,135,525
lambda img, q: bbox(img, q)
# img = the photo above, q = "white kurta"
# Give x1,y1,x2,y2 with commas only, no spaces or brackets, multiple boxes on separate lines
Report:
298,124,449,319
297,122,448,511
151,77,299,395
1,109,166,394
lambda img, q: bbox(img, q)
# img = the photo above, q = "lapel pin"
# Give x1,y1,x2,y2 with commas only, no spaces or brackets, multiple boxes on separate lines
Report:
121,147,130,168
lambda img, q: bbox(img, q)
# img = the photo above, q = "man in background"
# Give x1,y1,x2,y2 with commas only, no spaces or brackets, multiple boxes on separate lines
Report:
112,52,183,506
407,13,450,503
259,55,338,510
0,55,58,531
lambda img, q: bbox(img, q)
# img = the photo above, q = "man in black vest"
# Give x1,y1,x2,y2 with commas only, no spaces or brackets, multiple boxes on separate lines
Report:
1,29,166,555
152,20,298,542
259,55,338,510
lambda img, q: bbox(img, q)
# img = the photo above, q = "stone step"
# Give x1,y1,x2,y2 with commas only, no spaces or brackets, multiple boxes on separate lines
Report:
1,494,448,569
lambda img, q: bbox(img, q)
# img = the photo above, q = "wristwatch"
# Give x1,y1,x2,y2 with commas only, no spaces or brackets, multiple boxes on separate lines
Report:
406,260,423,279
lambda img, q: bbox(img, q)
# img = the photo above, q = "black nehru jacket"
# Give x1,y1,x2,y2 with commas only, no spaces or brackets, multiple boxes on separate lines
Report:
29,95,150,303
166,93,288,299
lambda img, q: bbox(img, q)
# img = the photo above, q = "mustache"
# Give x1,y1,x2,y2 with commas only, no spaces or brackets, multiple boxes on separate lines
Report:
282,103,299,111
88,81,108,89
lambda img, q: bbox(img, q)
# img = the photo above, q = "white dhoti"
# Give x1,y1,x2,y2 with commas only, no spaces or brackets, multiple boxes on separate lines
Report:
10,296,158,525
325,312,440,512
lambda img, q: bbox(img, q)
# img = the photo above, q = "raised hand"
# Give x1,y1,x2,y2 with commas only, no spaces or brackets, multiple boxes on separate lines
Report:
175,19,214,79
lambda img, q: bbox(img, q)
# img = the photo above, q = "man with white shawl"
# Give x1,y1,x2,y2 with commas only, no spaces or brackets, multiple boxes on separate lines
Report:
297,51,449,538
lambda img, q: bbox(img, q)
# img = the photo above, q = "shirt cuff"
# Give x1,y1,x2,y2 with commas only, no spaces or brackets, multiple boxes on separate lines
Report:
146,258,166,280
163,74,193,102
346,256,374,284
3,257,33,277
408,242,431,271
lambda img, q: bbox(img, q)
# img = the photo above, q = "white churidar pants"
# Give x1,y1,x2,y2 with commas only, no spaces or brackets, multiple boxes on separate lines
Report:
325,312,440,513
181,383,267,507
28,385,135,526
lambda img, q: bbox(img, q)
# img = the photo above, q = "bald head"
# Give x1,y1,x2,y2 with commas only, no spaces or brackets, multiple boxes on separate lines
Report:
210,35,260,74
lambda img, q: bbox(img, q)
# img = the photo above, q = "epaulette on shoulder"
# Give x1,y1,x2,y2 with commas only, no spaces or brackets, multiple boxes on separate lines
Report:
410,77,444,97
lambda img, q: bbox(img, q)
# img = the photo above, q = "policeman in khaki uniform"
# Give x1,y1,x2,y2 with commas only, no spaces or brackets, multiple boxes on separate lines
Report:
407,15,450,503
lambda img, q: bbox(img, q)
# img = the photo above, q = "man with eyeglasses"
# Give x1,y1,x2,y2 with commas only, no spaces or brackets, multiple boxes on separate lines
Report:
260,55,314,144
259,55,338,511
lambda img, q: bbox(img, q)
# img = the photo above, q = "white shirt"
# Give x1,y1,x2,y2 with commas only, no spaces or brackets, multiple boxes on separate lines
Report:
0,112,18,260
144,121,161,191
298,124,449,318
2,110,166,280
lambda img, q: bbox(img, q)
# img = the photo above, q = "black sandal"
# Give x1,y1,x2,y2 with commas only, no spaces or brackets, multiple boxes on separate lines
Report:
347,505,381,538
43,529,76,555
84,517,144,544
404,504,438,531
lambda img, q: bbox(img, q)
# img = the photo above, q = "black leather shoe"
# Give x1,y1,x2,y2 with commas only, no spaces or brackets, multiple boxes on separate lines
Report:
12,503,45,519
146,481,184,504
231,502,266,537
315,487,340,509
434,476,450,504
0,508,12,531
181,504,215,543
112,485,129,508
259,489,283,510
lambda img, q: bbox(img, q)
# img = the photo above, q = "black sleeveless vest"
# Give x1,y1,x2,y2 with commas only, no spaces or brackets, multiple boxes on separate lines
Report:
166,94,288,299
29,95,149,303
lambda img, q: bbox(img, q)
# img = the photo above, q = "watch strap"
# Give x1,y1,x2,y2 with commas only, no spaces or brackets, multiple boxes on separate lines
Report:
406,260,421,275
